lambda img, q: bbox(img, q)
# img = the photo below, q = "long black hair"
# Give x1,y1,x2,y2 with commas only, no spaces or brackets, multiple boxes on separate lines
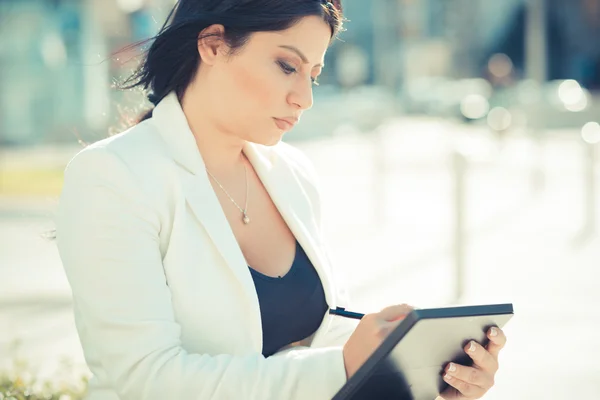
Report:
119,0,344,122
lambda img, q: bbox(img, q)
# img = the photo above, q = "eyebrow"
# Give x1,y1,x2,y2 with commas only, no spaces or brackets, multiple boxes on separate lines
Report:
278,45,324,68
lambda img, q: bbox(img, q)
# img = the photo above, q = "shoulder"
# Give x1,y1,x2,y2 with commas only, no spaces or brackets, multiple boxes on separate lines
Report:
67,120,167,172
64,120,174,188
62,120,176,210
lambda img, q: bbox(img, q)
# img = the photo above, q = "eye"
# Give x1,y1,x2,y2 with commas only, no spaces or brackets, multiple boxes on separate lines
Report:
277,60,297,75
278,60,320,86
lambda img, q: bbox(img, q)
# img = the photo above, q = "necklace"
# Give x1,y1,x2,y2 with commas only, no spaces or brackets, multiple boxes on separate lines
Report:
206,163,251,225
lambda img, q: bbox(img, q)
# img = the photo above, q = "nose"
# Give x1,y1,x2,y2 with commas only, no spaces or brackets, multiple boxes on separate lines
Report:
287,79,314,111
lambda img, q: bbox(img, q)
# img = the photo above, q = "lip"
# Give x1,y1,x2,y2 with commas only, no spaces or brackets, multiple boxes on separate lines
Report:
273,117,298,131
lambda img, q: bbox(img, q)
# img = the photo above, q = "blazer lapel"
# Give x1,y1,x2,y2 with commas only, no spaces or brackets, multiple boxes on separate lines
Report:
244,142,337,308
152,94,261,326
179,171,260,302
152,92,337,336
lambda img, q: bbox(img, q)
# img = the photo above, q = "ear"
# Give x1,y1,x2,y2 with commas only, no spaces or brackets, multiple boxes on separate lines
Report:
197,24,226,66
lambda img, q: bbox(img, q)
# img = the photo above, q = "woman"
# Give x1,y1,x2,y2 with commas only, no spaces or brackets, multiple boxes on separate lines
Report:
55,1,507,399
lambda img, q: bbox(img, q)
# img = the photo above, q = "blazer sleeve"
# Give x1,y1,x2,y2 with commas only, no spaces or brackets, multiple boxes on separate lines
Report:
55,146,347,400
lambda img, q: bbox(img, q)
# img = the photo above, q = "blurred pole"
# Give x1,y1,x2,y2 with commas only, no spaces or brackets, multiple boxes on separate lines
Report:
581,140,598,239
370,0,410,228
452,150,467,301
372,125,387,229
371,0,390,228
525,0,548,194
372,0,386,88
82,0,110,131
372,0,399,89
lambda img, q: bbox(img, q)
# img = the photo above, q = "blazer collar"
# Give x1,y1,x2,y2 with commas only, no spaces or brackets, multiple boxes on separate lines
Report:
152,92,208,174
152,92,280,174
151,92,336,316
244,143,336,305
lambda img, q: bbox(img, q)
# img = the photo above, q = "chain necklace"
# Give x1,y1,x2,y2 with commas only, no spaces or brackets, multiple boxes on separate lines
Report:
205,163,250,224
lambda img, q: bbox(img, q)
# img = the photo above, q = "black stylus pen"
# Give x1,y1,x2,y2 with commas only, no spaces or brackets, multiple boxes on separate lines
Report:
329,307,365,320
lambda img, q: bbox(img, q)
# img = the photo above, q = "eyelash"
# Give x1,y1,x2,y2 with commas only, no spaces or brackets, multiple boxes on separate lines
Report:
277,60,320,86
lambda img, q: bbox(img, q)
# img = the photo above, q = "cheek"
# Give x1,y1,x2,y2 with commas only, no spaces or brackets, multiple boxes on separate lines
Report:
227,62,283,114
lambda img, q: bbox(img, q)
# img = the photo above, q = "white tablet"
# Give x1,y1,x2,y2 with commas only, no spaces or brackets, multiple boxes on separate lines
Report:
332,303,514,400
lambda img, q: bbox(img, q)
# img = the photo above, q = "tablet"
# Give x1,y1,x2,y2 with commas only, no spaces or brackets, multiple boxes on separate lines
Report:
332,303,514,400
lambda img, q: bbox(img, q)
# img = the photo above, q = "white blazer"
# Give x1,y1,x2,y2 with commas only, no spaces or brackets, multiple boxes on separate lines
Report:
56,92,357,400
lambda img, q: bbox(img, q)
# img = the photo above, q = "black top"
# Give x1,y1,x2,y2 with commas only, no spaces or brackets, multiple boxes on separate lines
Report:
249,240,328,357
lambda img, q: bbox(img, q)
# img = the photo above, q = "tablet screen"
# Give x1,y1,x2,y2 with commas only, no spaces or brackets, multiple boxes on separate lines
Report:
333,304,514,400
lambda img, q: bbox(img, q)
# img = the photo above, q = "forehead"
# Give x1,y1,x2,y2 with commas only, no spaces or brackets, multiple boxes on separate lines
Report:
246,16,332,64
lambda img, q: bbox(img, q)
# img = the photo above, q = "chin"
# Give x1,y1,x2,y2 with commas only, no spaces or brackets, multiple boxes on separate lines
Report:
252,133,284,147
265,136,284,147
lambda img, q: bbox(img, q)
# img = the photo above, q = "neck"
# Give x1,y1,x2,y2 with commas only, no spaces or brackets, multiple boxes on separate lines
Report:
180,86,246,176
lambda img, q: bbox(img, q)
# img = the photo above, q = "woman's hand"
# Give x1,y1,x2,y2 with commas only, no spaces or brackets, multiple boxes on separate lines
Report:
342,304,414,379
438,327,508,400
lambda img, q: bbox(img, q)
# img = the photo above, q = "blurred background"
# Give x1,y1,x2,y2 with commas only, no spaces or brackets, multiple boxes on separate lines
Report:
1,0,599,398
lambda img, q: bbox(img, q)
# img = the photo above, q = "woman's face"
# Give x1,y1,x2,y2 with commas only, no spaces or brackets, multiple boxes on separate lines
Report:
194,16,332,146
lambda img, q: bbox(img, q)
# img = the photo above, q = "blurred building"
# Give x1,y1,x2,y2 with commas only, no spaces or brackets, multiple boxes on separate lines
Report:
0,0,170,146
337,0,600,88
483,0,600,89
1,0,599,146
1,0,83,145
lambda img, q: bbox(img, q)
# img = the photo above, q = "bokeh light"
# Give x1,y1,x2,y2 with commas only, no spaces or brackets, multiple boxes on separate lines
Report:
116,0,144,13
460,94,490,120
487,107,512,131
488,53,513,79
41,33,67,70
581,122,600,144
558,80,589,112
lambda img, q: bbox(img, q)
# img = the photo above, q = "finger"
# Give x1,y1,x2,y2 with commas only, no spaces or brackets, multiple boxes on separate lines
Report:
444,362,494,390
378,304,414,321
443,374,486,399
367,314,405,340
380,315,408,337
486,326,507,359
437,386,462,400
465,340,499,374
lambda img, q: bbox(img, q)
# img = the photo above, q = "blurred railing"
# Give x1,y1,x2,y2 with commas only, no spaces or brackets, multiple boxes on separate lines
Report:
300,93,598,305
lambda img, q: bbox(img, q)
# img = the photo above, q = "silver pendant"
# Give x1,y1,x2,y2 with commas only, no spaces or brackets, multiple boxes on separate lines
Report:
243,214,250,224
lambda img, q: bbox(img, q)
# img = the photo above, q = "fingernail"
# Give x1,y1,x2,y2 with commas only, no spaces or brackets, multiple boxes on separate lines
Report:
444,374,452,381
448,363,457,372
469,341,476,353
490,327,498,337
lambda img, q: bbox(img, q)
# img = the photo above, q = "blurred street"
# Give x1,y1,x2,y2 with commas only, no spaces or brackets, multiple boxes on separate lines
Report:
1,117,599,399
2,0,600,398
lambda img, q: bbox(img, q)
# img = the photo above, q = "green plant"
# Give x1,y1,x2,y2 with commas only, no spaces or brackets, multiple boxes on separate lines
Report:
0,342,88,400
